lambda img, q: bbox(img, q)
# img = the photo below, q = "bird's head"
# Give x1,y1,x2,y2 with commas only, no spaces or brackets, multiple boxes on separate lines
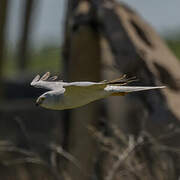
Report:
36,94,48,107
35,91,64,109
36,91,55,107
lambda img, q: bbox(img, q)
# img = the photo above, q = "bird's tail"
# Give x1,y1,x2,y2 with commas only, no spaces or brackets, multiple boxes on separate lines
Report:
106,86,165,96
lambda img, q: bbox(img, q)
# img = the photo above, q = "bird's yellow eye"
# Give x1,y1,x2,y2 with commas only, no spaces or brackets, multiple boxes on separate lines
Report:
36,97,45,106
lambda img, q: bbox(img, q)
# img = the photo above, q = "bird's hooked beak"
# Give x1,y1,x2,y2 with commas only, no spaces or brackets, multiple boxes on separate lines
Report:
36,97,45,106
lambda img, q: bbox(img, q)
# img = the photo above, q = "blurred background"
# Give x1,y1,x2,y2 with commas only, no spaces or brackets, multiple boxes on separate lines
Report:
0,0,180,180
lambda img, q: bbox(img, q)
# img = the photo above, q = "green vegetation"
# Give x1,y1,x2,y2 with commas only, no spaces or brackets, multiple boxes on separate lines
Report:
28,46,62,73
2,36,180,78
166,40,180,60
3,46,62,77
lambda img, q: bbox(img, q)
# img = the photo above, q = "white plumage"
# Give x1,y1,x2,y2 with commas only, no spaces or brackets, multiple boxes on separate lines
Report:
31,72,165,110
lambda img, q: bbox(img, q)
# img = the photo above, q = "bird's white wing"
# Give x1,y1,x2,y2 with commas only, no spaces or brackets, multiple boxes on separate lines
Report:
31,72,105,93
63,74,136,89
31,72,64,90
31,72,165,94
104,85,165,93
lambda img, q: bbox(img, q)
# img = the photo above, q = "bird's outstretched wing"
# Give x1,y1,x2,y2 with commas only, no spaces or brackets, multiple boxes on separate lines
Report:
31,72,64,90
64,74,137,88
31,72,165,94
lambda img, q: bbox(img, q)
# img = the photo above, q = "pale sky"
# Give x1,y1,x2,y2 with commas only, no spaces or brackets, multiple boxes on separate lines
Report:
6,0,180,49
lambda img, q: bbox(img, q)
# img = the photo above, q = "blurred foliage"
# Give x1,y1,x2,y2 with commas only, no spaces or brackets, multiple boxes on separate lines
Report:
28,46,62,73
2,36,180,78
3,46,62,77
166,39,180,60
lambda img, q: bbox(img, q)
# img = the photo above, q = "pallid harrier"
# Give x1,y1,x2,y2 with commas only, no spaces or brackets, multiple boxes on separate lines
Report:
31,72,165,110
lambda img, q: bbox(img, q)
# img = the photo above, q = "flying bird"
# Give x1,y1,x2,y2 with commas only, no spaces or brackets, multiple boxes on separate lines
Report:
31,72,165,110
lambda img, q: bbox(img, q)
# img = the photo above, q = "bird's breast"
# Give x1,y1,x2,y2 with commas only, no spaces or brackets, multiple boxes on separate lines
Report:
61,89,108,109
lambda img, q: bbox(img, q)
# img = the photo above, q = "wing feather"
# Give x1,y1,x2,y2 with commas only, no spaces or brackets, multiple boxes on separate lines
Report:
40,72,50,81
104,75,138,85
31,75,40,85
31,72,64,90
48,76,58,81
